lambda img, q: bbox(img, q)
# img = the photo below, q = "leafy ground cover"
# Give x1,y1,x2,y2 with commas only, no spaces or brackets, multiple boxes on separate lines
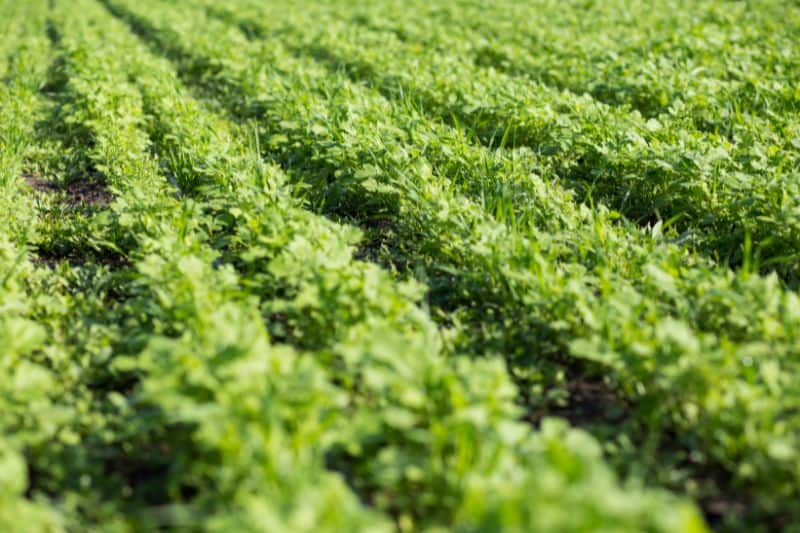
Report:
1,0,798,531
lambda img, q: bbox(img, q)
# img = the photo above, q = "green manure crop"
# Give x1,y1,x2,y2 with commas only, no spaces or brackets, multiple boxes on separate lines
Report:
1,0,798,531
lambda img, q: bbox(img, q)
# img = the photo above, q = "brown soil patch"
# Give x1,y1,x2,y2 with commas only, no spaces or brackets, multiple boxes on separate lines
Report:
525,376,630,428
24,173,113,207
33,247,131,271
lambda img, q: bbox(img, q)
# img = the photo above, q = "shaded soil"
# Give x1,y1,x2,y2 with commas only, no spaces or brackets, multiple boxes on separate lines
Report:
24,173,113,207
525,376,630,428
24,173,126,269
33,247,130,270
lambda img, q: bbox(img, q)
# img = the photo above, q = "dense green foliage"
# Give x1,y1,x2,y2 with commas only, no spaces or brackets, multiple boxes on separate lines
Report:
0,0,798,531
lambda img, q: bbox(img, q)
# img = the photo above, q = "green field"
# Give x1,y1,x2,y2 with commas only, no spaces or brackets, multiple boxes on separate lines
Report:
1,0,799,530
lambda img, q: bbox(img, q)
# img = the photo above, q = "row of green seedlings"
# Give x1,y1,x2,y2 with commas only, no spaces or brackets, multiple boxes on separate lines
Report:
0,0,79,530
107,0,800,526
199,0,800,282
305,0,800,124
3,0,188,528
38,0,704,531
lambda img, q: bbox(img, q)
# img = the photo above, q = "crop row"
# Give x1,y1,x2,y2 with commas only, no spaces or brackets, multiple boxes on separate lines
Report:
0,1,73,529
